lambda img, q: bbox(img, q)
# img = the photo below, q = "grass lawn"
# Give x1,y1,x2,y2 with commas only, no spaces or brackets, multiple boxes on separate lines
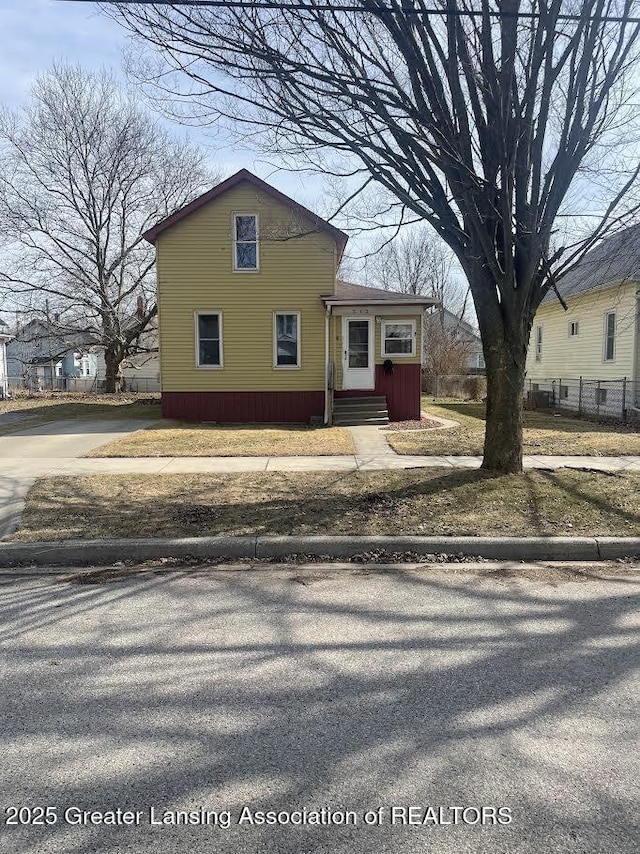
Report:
87,422,356,457
0,394,160,435
14,469,640,541
386,399,640,456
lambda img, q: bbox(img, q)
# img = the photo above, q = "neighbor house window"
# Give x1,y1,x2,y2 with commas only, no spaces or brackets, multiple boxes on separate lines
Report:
535,325,543,362
80,356,91,377
382,320,415,356
195,312,223,367
603,311,616,361
274,312,300,368
233,213,258,270
475,353,485,369
569,320,579,337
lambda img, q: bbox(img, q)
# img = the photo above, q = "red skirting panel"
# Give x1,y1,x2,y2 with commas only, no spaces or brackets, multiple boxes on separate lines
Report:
335,363,421,421
161,391,325,423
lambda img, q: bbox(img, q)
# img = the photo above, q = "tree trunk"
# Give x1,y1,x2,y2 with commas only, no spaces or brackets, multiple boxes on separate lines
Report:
104,347,124,394
482,343,526,474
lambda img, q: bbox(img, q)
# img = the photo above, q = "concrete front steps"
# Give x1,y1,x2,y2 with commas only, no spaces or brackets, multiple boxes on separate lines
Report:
332,395,389,426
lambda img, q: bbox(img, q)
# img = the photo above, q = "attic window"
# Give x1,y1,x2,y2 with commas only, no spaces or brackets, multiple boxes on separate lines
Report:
233,213,259,271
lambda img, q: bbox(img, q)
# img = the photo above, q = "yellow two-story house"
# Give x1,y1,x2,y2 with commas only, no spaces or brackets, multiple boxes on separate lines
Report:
143,170,437,424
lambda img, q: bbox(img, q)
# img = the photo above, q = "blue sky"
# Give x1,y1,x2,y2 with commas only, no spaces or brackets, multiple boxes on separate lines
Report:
0,1,328,205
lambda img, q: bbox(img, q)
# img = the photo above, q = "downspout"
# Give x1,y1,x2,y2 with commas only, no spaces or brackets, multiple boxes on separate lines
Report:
324,305,331,425
630,288,640,410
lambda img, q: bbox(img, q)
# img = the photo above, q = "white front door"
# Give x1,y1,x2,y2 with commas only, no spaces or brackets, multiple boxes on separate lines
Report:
342,317,375,390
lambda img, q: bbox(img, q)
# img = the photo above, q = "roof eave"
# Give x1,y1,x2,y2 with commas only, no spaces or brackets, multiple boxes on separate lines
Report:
323,297,440,306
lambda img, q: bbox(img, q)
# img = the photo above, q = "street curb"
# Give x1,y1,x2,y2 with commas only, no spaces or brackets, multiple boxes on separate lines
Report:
0,535,638,567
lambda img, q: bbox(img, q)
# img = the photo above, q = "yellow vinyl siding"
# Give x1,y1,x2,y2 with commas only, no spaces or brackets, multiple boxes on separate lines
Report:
331,312,423,390
526,282,638,381
156,182,336,392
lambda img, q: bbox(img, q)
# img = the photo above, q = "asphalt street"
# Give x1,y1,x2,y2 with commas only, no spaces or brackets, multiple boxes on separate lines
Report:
0,564,638,854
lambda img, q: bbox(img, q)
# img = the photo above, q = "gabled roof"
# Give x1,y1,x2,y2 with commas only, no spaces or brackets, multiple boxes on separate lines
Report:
544,223,640,306
424,307,480,341
323,280,440,306
142,169,349,259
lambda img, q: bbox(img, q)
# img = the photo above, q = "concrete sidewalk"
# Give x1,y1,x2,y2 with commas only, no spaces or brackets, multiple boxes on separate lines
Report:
2,453,639,476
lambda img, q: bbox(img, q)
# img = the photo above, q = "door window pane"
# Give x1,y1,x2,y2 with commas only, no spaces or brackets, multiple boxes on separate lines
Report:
348,320,369,368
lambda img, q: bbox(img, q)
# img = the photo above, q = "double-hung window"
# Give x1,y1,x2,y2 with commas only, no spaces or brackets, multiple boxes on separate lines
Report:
233,213,258,271
274,312,300,368
382,320,415,356
535,325,543,362
196,312,223,368
603,311,616,361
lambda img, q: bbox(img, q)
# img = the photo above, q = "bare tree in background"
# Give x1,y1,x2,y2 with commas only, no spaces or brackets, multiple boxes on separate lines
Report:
106,0,640,471
370,229,453,294
367,226,475,387
0,64,212,392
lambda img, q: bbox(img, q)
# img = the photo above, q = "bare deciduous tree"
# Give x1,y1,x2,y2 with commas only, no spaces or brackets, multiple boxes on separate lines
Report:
422,308,480,392
367,226,476,387
105,1,640,469
0,64,213,392
369,228,453,295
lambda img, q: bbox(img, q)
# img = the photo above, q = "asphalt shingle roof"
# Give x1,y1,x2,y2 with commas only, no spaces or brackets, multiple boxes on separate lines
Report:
330,280,438,303
544,223,640,305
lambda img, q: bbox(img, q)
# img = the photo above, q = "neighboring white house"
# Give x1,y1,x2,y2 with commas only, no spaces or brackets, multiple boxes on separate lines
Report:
0,316,10,398
526,224,640,418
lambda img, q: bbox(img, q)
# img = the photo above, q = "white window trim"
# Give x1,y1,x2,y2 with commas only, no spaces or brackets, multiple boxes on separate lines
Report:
232,212,260,273
603,309,616,362
535,324,543,362
381,319,416,358
568,320,579,338
194,310,223,369
273,311,301,370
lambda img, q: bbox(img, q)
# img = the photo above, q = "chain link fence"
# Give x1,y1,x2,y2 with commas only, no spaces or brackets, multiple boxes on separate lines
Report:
525,377,640,424
7,374,161,394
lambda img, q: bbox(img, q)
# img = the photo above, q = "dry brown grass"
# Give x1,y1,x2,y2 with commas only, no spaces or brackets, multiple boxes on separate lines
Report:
386,400,640,456
87,422,356,457
14,468,640,541
0,394,160,435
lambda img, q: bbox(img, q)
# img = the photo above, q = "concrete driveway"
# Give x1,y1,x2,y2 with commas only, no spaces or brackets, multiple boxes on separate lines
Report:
0,565,637,853
0,419,156,538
